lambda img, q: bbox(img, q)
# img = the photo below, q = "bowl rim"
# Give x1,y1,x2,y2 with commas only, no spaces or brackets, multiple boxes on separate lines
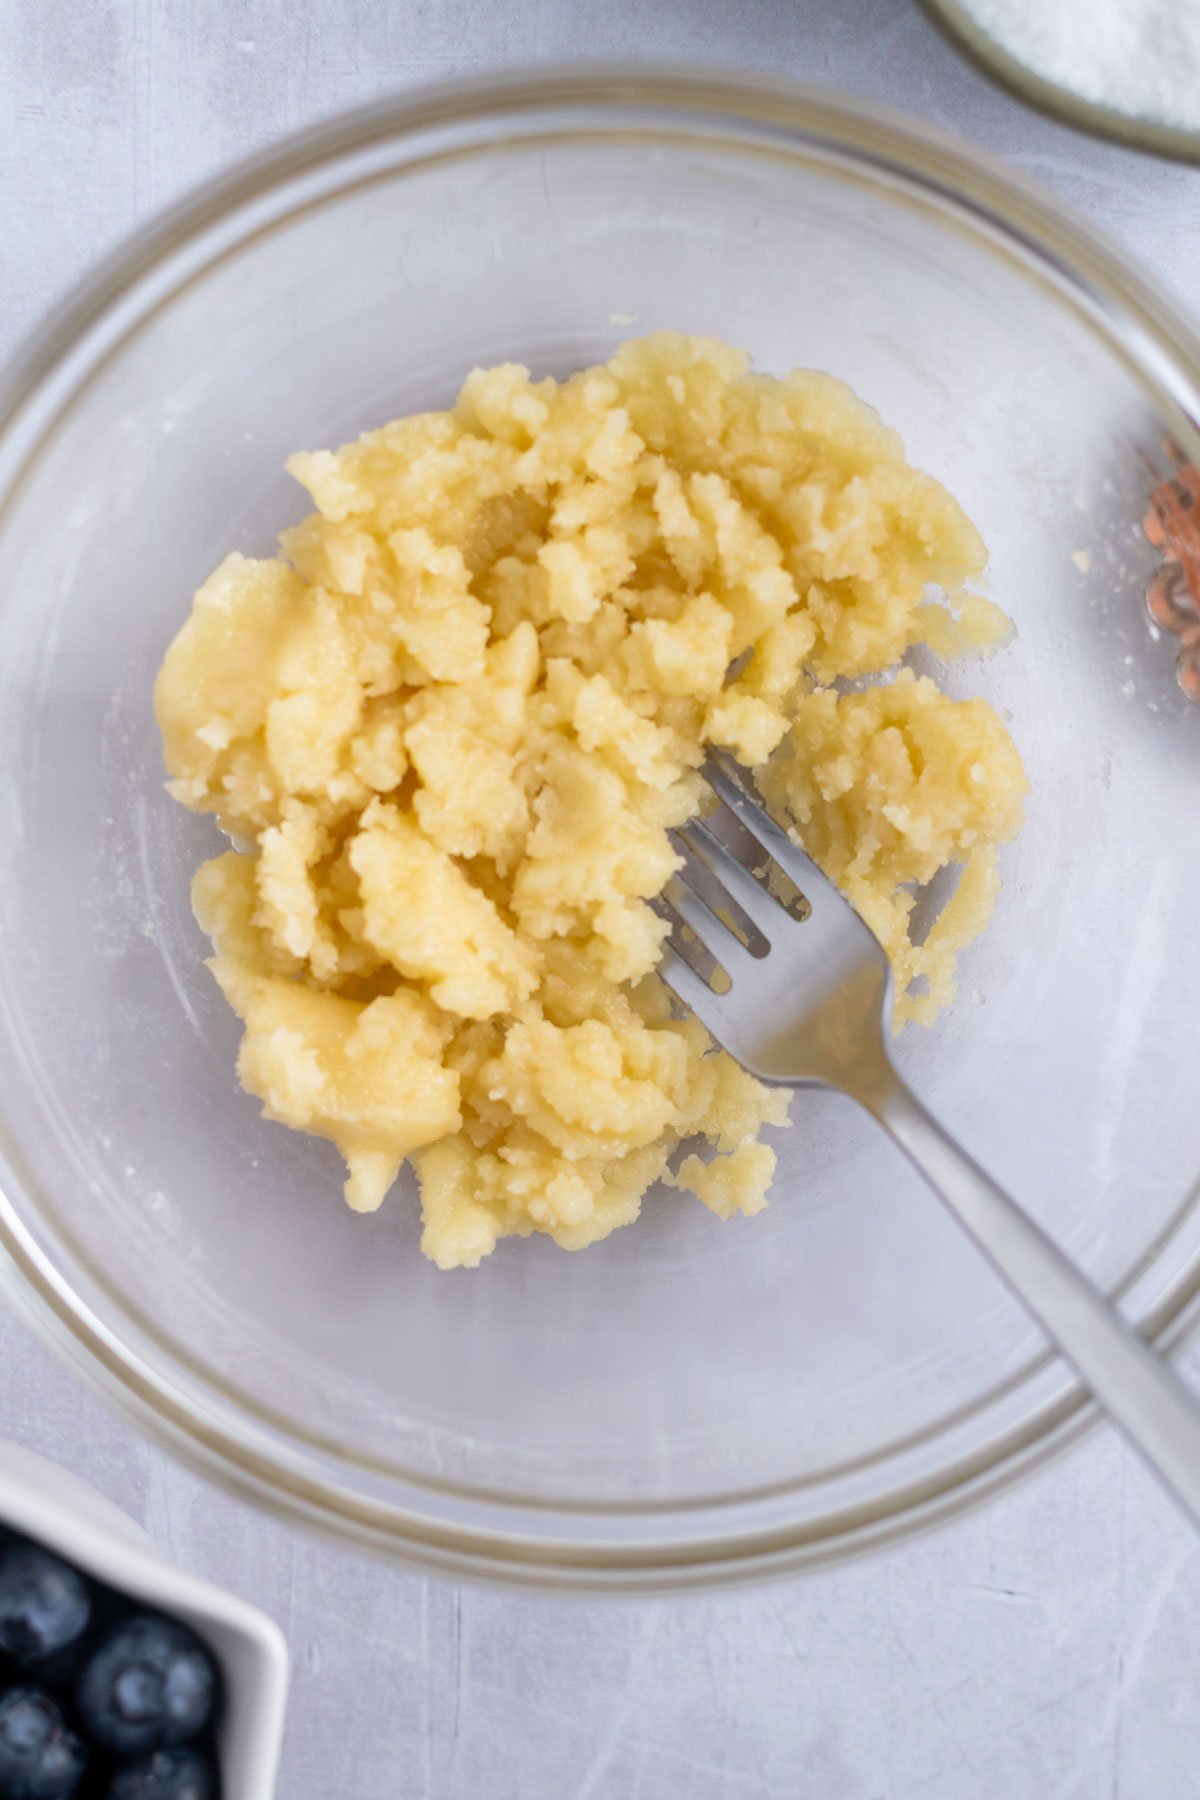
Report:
1,61,1199,1591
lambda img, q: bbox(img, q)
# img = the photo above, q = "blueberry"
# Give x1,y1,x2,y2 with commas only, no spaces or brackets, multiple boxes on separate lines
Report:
106,1749,216,1800
0,1543,91,1666
0,1687,87,1800
75,1617,218,1756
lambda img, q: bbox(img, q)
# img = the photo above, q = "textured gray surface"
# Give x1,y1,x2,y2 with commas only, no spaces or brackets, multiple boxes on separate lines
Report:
2,2,1200,1795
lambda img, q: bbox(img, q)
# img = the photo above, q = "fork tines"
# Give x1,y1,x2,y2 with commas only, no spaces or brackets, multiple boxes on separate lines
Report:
656,754,845,1005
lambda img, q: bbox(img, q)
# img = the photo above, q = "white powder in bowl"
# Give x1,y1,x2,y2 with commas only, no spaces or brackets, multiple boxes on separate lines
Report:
964,0,1200,132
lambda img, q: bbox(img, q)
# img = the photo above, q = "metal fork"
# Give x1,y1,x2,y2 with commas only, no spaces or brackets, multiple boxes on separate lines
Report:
659,753,1200,1526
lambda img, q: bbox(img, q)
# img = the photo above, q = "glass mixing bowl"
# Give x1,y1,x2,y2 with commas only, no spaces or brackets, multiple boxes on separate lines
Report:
0,68,1198,1590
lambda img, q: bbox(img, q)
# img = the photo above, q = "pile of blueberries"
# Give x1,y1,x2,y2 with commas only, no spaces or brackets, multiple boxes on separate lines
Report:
0,1526,221,1800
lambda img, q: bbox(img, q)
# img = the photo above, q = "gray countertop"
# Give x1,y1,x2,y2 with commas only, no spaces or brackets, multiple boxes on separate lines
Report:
2,3,1199,1794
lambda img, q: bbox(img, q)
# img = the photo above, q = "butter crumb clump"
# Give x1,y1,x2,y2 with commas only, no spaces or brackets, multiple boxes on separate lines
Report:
157,335,1025,1267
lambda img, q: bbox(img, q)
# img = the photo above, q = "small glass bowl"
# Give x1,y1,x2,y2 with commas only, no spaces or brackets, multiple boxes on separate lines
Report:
0,68,1198,1589
920,0,1200,162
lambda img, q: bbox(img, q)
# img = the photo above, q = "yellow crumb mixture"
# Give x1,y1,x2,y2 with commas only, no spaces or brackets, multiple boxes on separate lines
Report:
156,335,1027,1268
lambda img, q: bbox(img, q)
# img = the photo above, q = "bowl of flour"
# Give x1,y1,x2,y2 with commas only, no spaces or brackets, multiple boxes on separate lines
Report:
923,0,1200,159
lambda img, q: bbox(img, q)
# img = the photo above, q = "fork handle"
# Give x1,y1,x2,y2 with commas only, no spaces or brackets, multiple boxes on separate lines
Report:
871,1072,1200,1526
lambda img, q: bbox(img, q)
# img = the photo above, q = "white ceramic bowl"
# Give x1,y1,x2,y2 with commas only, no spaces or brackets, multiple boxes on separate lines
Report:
0,1442,288,1798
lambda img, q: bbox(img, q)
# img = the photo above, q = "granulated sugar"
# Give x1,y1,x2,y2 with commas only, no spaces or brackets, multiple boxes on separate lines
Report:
965,0,1200,132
